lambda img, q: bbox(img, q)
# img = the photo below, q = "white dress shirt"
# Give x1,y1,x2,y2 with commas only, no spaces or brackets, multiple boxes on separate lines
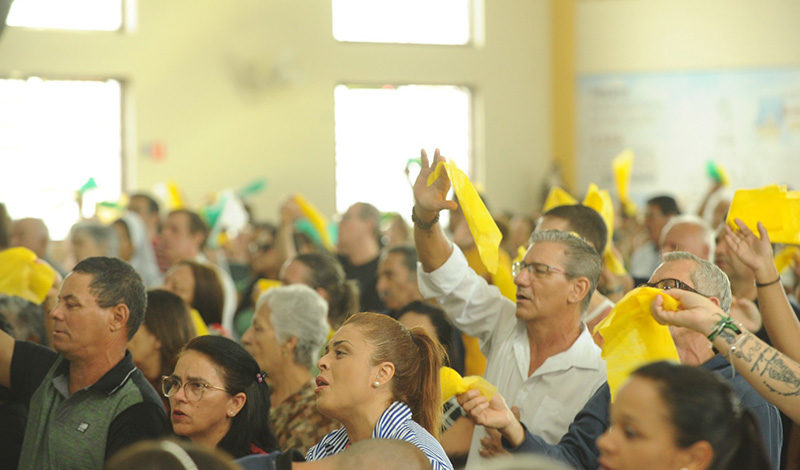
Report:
418,246,607,469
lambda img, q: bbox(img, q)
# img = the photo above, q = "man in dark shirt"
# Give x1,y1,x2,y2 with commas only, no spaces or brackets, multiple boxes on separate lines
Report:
336,202,385,312
0,256,168,469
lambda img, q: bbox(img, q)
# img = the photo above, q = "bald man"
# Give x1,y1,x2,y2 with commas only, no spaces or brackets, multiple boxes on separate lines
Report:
10,218,66,276
658,215,715,261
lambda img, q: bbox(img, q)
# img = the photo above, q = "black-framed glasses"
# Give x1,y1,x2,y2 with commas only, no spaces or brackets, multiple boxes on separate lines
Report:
512,260,567,278
645,278,710,298
161,375,228,402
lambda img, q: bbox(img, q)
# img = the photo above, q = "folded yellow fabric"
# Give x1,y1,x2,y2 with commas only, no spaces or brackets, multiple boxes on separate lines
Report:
542,186,577,213
594,287,681,401
774,246,799,273
293,194,335,251
726,185,800,245
0,247,56,305
583,184,627,275
612,150,637,217
440,366,497,404
428,160,502,274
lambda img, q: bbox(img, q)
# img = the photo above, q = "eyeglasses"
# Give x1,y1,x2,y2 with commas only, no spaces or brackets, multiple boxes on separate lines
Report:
161,375,228,402
645,278,710,298
512,260,567,278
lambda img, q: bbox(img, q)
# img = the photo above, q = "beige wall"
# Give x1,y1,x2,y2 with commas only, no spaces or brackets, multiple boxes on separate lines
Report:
577,0,800,73
0,0,552,219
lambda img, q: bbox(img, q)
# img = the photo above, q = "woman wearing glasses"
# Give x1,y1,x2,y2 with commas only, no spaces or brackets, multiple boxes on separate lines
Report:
305,312,454,470
161,335,277,458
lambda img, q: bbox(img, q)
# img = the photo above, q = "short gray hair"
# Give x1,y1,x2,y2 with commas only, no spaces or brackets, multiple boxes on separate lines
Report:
0,295,47,345
661,251,731,313
529,230,601,313
70,221,119,257
256,284,330,370
659,215,716,260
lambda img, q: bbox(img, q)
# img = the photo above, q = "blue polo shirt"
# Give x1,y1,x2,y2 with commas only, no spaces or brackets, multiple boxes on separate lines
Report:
10,341,168,469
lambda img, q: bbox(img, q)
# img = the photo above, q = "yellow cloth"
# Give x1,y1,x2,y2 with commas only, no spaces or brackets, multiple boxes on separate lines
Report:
726,185,800,245
774,246,799,273
583,184,627,275
294,194,334,251
612,149,637,217
440,366,497,404
428,160,502,275
462,246,516,376
0,247,56,305
256,278,282,297
594,287,681,401
189,308,210,336
166,180,185,210
542,186,577,212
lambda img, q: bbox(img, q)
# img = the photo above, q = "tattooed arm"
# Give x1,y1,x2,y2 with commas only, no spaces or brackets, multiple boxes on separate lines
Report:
652,289,800,423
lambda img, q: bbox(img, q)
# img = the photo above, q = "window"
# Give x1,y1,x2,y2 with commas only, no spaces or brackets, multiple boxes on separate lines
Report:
0,77,123,240
334,84,471,217
332,0,471,45
7,0,124,31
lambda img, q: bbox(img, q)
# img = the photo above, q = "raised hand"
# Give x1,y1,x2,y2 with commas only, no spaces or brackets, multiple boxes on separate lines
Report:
650,288,727,337
412,149,458,219
457,389,514,431
724,219,777,281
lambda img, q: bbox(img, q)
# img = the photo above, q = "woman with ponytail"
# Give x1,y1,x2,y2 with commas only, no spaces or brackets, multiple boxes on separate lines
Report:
161,335,277,458
597,361,770,470
306,312,453,470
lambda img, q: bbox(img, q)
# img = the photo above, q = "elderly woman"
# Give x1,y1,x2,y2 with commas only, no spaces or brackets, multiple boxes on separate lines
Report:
241,284,338,453
306,312,453,470
162,335,276,457
69,221,118,265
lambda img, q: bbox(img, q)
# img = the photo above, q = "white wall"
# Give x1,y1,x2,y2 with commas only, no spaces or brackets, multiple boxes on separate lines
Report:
577,0,800,73
0,0,552,219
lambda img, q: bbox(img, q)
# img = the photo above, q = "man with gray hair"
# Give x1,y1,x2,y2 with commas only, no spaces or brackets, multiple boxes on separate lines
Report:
0,295,47,346
412,149,606,468
458,251,783,470
659,214,716,261
241,284,338,453
69,221,119,264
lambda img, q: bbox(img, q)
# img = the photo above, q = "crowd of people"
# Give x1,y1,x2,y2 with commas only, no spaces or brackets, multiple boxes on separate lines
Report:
0,149,799,470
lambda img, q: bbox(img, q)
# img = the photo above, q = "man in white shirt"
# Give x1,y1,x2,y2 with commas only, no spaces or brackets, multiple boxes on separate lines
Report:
411,150,607,469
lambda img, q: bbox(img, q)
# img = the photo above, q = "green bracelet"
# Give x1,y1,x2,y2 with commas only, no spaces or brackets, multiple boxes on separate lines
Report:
707,316,742,342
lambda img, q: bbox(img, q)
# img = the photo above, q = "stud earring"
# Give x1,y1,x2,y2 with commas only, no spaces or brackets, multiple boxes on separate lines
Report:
372,381,380,388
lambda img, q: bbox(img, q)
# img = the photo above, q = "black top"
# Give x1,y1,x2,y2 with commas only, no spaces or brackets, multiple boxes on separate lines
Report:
338,254,385,313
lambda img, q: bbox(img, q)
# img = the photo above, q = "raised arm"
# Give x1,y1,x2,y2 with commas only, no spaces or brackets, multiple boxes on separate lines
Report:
725,219,800,362
412,149,458,272
652,289,800,423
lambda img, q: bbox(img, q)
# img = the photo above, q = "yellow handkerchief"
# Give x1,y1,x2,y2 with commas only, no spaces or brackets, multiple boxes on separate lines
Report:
594,287,681,401
0,247,56,305
774,246,799,273
542,187,577,213
612,150,637,217
294,194,334,251
583,183,627,275
189,308,210,336
440,366,497,404
726,185,800,245
428,160,502,274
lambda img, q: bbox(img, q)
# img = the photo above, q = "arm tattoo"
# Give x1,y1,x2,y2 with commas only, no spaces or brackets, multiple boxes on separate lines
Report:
718,328,738,345
731,334,758,361
760,352,800,397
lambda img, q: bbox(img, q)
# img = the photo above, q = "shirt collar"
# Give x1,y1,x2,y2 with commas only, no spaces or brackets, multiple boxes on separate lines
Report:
519,323,605,379
372,401,413,439
53,350,139,396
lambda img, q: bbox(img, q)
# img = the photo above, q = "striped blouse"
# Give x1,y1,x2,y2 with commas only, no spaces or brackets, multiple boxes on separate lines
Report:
305,401,453,470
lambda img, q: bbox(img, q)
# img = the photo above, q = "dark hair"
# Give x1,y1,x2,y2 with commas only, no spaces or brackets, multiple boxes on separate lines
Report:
541,204,609,254
343,313,445,438
0,202,10,249
632,361,770,470
143,289,196,379
0,295,47,345
383,244,417,277
73,257,147,340
130,193,160,215
105,439,239,470
293,253,359,328
181,336,277,458
647,196,681,217
169,209,209,248
177,260,224,325
397,301,461,371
